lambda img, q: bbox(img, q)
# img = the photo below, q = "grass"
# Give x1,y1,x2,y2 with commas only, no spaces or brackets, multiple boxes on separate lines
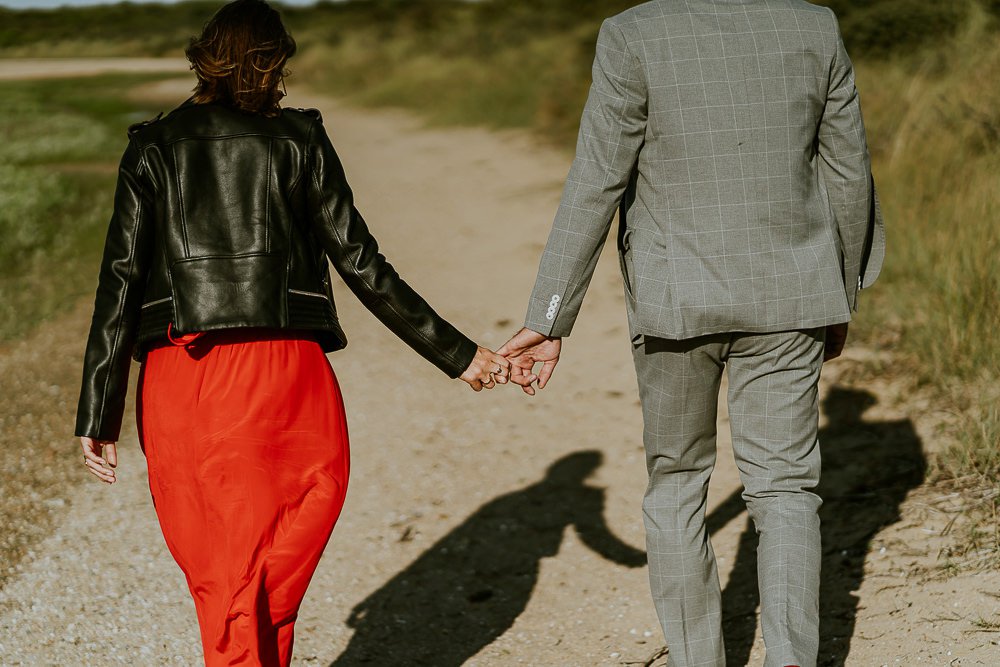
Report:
852,6,1000,485
845,4,1000,572
0,1,216,57
972,615,1000,630
0,74,180,342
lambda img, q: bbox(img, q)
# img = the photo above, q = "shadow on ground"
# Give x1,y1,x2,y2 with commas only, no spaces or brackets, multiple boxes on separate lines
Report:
329,450,646,666
713,386,926,666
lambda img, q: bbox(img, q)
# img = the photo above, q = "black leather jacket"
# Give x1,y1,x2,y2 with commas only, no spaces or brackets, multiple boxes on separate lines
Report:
75,98,477,441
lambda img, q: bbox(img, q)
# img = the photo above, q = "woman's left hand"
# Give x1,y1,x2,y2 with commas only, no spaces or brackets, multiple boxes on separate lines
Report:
459,346,512,392
80,437,118,484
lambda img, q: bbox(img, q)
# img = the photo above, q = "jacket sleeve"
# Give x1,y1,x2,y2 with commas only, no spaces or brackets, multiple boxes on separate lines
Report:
75,139,154,440
817,9,886,309
523,18,647,336
304,118,478,379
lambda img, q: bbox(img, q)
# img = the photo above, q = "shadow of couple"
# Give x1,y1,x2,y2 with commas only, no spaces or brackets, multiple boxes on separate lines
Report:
328,387,924,666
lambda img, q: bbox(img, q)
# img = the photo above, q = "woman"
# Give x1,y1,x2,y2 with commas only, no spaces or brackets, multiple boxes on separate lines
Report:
74,1,511,664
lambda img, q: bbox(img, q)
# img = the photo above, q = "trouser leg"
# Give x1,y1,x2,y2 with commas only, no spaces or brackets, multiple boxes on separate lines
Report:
632,334,727,667
726,329,825,667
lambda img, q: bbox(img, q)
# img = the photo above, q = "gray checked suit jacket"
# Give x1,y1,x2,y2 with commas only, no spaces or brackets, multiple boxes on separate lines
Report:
525,0,885,340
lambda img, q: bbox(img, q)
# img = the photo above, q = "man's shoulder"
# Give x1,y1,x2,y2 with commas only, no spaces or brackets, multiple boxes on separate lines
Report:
785,0,840,27
605,0,663,29
607,0,837,26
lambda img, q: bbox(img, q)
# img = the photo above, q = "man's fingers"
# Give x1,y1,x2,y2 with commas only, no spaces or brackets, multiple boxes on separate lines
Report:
508,371,533,387
498,337,530,358
508,367,539,388
104,443,118,467
537,358,558,389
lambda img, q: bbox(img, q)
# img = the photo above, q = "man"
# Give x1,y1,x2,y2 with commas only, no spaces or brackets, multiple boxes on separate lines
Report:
500,1,885,666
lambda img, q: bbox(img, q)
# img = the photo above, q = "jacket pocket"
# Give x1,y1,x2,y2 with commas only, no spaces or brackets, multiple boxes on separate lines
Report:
169,253,286,332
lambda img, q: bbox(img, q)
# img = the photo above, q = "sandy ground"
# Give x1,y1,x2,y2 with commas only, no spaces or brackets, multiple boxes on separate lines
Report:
1,63,998,666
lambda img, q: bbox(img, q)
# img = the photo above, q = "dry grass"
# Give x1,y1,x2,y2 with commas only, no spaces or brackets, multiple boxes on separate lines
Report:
848,5,1000,572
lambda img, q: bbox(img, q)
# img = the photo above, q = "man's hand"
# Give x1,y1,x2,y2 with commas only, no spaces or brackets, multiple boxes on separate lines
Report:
498,328,562,396
459,346,512,392
80,436,117,484
824,322,849,362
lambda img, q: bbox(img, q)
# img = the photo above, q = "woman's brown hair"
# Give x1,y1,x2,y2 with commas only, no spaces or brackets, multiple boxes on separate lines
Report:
186,0,296,117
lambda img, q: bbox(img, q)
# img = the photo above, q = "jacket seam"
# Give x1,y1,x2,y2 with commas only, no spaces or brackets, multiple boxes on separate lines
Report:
289,120,316,196
96,143,146,434
171,143,189,257
613,19,648,102
172,251,274,263
308,124,467,371
265,138,272,253
158,132,308,147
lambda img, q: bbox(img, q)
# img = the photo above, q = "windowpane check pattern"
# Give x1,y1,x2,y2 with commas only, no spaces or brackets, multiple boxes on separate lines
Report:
525,0,884,341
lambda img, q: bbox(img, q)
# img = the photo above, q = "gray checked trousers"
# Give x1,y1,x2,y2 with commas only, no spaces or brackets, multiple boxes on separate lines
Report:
632,328,826,667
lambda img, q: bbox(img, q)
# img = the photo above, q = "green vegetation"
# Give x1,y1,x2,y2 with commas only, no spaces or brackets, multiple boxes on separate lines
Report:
0,75,176,340
853,5,1000,488
0,1,215,57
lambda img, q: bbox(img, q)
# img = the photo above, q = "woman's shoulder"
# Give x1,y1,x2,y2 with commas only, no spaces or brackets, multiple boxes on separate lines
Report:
280,106,324,128
123,101,326,147
282,106,322,119
126,111,164,140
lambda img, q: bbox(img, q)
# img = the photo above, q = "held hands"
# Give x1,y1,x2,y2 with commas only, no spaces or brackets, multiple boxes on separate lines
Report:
460,328,561,395
80,437,117,484
460,346,513,392
497,327,562,396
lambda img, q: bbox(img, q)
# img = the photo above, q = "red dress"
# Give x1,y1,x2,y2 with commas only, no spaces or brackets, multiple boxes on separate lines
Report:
136,325,350,666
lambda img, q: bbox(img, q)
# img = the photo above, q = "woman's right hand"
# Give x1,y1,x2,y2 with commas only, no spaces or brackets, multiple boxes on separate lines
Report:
80,436,118,484
460,346,512,392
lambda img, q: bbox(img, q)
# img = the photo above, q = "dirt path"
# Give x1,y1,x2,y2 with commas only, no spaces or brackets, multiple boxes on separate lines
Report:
0,58,189,80
0,64,997,666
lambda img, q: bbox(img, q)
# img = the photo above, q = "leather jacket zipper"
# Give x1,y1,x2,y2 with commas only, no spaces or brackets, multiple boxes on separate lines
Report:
288,288,328,300
141,296,173,309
